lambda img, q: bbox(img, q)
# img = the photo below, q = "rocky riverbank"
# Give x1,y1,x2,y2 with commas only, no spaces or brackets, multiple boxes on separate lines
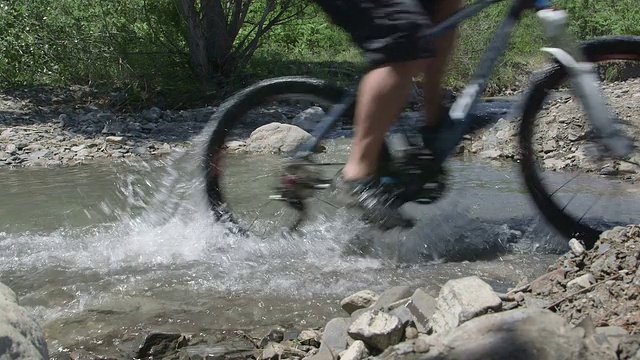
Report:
3,224,637,359
3,79,638,180
466,78,640,179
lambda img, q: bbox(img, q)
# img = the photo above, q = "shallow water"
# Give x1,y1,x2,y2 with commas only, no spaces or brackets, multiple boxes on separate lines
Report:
1,136,638,357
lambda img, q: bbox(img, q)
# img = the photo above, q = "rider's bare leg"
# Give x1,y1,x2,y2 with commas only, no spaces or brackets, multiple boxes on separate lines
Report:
342,60,428,181
422,0,463,126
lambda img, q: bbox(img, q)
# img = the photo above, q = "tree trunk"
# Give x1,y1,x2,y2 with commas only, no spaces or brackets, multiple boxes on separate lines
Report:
176,0,213,80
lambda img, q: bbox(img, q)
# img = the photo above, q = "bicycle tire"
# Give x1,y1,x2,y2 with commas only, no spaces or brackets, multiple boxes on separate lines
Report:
203,76,352,226
519,35,640,248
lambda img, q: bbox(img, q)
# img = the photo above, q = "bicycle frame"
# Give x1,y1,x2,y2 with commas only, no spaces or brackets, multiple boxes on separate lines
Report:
291,0,633,162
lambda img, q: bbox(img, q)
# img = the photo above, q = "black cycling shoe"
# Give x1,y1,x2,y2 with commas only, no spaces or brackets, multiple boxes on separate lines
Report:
332,174,414,230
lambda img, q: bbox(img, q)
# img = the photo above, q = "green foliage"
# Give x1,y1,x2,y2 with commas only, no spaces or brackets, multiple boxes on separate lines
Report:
0,0,638,105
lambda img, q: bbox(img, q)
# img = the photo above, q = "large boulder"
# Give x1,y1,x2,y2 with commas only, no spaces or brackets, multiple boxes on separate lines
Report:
0,282,49,360
246,123,314,154
413,308,618,360
430,276,502,334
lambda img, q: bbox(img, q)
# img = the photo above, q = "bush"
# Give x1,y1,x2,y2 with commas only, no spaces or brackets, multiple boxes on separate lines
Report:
0,0,638,105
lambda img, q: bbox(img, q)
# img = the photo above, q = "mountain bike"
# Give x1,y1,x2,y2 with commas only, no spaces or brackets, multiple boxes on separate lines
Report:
203,0,640,249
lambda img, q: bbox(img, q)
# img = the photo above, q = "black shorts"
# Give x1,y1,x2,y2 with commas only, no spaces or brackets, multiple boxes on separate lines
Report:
314,0,440,67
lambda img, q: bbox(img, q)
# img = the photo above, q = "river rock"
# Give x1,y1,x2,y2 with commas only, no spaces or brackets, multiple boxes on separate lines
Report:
404,289,437,331
246,123,314,154
413,308,616,360
430,276,502,334
135,332,188,358
298,329,321,347
339,340,369,360
372,286,413,311
341,290,379,315
292,106,325,132
567,273,595,289
310,318,351,360
569,238,586,256
0,282,49,359
348,310,404,351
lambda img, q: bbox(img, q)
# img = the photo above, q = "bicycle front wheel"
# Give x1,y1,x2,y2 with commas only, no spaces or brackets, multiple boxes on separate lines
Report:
203,77,358,235
520,36,640,248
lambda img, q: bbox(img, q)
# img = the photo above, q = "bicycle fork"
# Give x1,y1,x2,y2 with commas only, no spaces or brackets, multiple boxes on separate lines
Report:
536,8,635,158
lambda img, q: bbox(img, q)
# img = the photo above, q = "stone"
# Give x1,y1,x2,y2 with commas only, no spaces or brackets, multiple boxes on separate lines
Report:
224,140,247,152
70,145,85,152
28,150,49,161
405,326,419,340
371,286,413,311
132,146,149,155
405,289,437,330
261,342,285,360
0,281,49,359
479,149,502,159
105,136,125,144
430,276,502,334
246,123,314,154
529,268,566,295
75,149,91,158
419,308,613,360
259,329,285,347
618,159,640,174
5,143,17,154
567,273,596,289
389,307,414,328
569,238,586,256
543,139,557,153
340,290,379,315
292,106,325,132
135,332,188,358
348,310,404,351
414,335,432,353
309,318,351,360
338,340,368,360
298,329,321,347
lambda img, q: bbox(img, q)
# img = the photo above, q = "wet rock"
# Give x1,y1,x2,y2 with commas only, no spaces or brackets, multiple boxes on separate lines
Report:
135,332,188,358
260,342,284,360
259,329,285,347
297,329,321,347
430,276,502,334
348,310,404,351
245,123,314,154
404,289,437,331
341,290,379,315
179,341,254,360
292,106,325,132
389,307,414,328
310,318,351,360
339,340,368,360
0,282,49,359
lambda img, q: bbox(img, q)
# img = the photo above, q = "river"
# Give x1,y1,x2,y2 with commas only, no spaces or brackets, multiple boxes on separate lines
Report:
1,136,638,358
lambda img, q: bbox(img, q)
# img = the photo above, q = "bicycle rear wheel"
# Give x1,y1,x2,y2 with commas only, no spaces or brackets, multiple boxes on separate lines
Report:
520,36,640,248
203,77,358,235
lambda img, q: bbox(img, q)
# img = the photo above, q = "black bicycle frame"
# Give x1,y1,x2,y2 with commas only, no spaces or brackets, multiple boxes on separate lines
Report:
294,0,546,161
